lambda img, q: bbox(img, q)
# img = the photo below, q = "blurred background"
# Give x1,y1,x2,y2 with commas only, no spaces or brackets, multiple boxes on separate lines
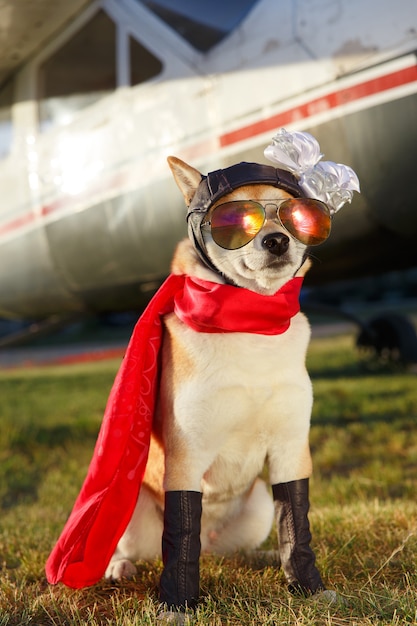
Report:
0,0,416,365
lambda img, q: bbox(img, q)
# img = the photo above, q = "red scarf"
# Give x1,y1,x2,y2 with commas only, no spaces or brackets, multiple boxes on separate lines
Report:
45,274,303,588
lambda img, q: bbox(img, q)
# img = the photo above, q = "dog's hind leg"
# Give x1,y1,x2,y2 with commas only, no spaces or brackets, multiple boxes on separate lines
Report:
272,478,325,595
105,485,163,580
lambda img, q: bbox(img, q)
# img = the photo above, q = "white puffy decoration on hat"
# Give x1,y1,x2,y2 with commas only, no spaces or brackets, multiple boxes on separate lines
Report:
264,128,360,214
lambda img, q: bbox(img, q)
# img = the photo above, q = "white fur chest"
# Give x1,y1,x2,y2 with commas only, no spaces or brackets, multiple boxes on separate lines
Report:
161,310,313,490
165,309,311,386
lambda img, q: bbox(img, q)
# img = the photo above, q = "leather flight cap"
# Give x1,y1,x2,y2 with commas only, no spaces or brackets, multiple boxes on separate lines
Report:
187,161,304,217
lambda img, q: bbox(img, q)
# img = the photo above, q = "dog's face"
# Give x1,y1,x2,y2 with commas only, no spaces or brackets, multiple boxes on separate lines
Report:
168,156,310,295
201,184,308,295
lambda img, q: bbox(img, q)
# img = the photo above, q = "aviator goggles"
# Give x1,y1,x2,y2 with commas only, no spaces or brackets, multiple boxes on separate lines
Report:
200,198,331,250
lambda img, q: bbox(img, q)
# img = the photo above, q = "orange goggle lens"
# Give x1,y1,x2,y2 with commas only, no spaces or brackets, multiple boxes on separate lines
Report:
206,199,331,249
209,201,265,250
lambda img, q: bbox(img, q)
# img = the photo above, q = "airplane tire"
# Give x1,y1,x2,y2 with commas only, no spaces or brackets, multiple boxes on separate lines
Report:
356,312,417,365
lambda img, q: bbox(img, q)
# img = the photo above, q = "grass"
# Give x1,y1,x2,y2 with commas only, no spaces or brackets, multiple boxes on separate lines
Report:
0,332,416,625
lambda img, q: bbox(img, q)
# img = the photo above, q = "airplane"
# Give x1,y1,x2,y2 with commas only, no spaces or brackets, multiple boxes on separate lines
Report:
0,0,416,362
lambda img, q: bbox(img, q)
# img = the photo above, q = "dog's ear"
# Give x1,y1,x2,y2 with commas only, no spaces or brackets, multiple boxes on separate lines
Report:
167,156,203,206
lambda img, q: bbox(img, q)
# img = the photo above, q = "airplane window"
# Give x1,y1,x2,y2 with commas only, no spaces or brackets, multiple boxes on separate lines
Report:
130,36,163,86
38,10,116,130
138,0,259,51
0,79,12,159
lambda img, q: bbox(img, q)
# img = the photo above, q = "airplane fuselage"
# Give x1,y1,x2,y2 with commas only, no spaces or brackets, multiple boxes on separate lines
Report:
0,0,416,318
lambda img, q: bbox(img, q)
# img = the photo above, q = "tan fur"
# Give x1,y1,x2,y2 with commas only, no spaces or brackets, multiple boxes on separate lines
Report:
105,156,314,579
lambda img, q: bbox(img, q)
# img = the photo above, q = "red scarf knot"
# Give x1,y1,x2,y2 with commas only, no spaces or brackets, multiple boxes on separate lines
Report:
174,275,303,334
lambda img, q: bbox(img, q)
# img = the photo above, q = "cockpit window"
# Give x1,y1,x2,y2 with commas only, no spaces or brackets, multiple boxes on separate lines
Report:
0,79,13,159
138,0,259,51
38,9,163,131
130,36,163,86
38,10,116,130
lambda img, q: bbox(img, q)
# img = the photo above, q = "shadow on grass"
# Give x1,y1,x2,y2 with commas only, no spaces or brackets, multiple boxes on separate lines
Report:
309,358,413,380
10,420,100,450
1,421,99,510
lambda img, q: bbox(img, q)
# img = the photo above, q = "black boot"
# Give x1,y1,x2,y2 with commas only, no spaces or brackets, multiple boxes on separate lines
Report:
272,478,325,595
159,490,202,611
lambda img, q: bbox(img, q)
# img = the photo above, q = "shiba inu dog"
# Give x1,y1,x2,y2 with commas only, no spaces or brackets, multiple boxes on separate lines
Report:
46,129,359,621
106,159,319,586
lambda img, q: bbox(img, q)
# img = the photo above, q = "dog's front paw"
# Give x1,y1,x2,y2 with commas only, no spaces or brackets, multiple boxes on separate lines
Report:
105,558,137,580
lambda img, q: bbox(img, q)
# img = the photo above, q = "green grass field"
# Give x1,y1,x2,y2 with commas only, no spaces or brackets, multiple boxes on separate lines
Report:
0,332,416,625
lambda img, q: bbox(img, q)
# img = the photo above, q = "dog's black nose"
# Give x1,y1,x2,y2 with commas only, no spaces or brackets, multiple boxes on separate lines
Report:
262,233,290,256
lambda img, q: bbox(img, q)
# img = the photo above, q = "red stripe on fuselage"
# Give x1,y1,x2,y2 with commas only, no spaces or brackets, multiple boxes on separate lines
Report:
219,65,417,146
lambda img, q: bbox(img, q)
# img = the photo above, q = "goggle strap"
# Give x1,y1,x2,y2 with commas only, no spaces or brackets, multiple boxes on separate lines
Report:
187,213,221,275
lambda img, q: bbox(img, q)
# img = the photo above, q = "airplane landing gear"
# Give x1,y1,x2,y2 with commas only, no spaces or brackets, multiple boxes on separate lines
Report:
356,312,417,367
